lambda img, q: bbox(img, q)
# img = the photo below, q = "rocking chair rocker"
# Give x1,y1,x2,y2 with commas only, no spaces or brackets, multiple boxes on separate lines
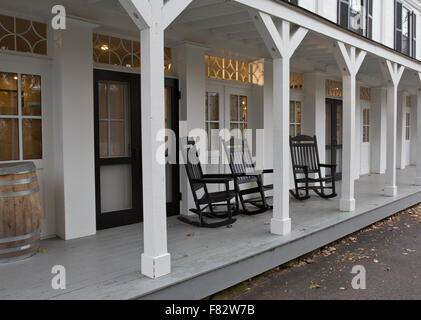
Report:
223,138,273,215
179,139,239,228
290,135,338,201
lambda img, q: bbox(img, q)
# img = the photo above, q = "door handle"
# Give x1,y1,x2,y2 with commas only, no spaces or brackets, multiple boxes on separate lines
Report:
132,147,140,160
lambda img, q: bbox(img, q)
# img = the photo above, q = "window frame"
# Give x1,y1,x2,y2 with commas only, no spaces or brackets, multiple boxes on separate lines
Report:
338,0,373,39
0,71,44,161
395,0,417,58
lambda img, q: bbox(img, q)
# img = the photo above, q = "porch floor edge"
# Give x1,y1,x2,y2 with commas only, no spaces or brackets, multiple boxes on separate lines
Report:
136,191,421,300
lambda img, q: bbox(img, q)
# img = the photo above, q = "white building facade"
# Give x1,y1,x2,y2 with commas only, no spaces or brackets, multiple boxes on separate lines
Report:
1,0,421,280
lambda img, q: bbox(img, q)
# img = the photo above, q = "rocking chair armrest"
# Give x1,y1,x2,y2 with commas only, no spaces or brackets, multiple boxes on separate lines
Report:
319,164,337,169
202,174,239,179
192,177,232,184
262,169,274,174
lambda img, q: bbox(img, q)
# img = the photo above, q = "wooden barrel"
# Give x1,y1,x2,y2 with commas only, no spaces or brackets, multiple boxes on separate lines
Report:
0,162,42,263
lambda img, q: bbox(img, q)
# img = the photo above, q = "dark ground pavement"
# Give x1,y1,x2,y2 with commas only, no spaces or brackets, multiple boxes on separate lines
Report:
209,204,421,300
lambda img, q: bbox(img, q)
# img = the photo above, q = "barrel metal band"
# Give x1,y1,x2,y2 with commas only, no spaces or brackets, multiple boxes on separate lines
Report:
0,177,38,186
0,240,39,255
0,230,41,244
0,251,38,263
0,187,40,198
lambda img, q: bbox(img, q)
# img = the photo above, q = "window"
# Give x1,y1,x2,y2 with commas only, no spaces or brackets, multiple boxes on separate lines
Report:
206,92,220,151
362,108,370,143
93,33,172,72
0,14,47,55
205,56,251,84
0,72,42,161
338,0,373,38
326,80,343,98
395,1,416,57
290,101,302,137
290,72,304,90
230,95,248,140
405,112,411,141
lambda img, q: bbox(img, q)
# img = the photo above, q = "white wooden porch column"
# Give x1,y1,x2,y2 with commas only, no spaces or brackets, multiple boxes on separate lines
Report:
416,73,421,186
334,42,366,212
380,60,405,197
252,12,307,235
120,0,193,279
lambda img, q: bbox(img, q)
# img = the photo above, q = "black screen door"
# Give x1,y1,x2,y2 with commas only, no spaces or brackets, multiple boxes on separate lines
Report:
94,70,142,230
94,70,180,230
326,98,343,181
165,78,181,216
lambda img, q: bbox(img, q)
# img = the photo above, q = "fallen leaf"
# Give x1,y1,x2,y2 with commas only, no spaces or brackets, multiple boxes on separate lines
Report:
186,232,195,237
309,282,321,290
39,249,46,254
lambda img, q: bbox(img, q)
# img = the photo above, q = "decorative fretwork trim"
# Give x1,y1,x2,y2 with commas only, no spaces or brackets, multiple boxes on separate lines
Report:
93,33,172,72
290,72,303,90
360,87,371,101
326,80,343,98
0,14,47,55
205,55,251,84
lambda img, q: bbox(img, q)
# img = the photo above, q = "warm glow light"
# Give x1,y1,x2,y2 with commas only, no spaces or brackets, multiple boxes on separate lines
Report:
100,44,109,51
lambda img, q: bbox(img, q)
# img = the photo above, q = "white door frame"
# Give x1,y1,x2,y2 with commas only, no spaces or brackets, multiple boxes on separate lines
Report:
0,53,53,237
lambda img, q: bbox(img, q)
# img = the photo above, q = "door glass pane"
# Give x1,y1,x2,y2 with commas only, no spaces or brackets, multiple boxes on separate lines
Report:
100,165,132,213
209,122,220,151
336,104,342,144
0,118,19,160
110,121,126,157
230,95,239,121
99,82,130,158
0,72,18,115
21,74,41,116
208,93,219,121
99,120,108,157
241,96,247,122
23,118,42,159
290,101,295,123
325,104,331,145
109,83,125,119
230,123,241,139
98,83,108,119
296,102,301,123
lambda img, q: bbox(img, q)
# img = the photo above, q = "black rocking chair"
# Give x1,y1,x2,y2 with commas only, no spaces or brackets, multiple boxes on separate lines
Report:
179,139,239,228
223,138,273,215
290,135,338,201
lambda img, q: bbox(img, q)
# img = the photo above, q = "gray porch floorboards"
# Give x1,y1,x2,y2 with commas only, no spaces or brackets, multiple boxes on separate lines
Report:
1,167,421,300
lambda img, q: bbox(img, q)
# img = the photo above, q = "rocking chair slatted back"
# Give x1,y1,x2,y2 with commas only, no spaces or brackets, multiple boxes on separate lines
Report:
224,138,255,184
290,135,321,173
184,140,205,192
